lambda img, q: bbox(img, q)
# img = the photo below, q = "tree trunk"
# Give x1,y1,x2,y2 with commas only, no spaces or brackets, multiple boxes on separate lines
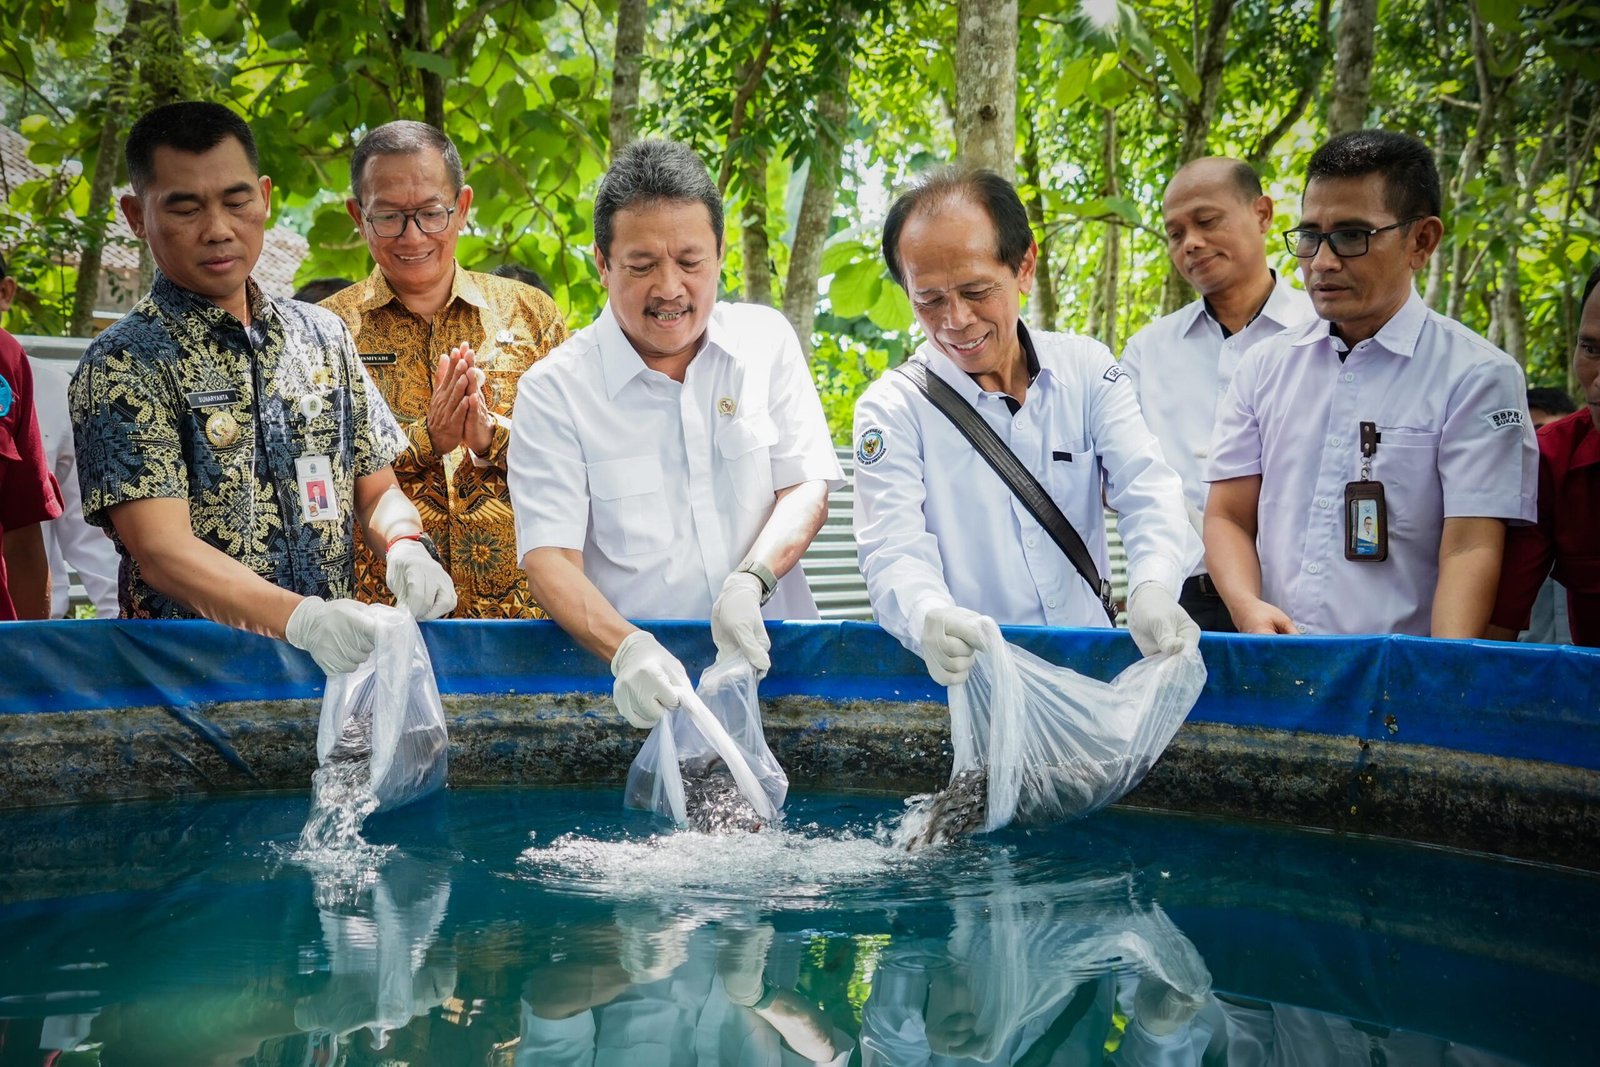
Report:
1100,108,1121,353
954,0,1017,176
1445,5,1507,321
403,0,444,129
782,28,855,356
1327,0,1378,136
740,144,772,306
1166,0,1237,314
1021,127,1057,332
70,114,121,336
1177,0,1237,163
609,0,648,157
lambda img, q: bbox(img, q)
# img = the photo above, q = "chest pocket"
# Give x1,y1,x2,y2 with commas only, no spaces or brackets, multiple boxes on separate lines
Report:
716,411,779,511
1374,427,1441,539
186,403,255,495
1041,435,1099,520
299,387,352,460
589,455,673,558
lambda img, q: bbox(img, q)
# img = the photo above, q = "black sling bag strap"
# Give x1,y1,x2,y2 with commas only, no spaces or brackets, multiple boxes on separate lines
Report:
895,359,1117,624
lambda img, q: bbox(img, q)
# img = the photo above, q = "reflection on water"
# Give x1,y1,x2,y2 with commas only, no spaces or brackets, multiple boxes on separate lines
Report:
0,787,1593,1065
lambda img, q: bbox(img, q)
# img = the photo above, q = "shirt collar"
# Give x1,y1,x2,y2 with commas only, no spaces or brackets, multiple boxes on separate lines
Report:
1195,270,1299,339
1290,286,1426,357
149,270,273,329
921,319,1044,400
1564,412,1600,470
597,302,728,400
349,260,478,314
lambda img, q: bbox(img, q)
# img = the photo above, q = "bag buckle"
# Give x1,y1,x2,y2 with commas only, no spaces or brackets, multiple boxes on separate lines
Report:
1099,580,1117,624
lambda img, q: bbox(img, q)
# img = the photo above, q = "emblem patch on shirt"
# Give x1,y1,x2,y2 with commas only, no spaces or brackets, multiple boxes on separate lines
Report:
1484,408,1525,430
0,371,11,417
856,427,886,466
1102,365,1125,384
717,396,737,416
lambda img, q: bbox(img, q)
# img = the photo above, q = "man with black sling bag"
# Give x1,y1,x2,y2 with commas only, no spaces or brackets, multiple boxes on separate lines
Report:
852,169,1201,686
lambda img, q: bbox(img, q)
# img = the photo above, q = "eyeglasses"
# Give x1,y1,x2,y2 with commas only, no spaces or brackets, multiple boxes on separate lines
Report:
1283,217,1422,259
363,205,456,239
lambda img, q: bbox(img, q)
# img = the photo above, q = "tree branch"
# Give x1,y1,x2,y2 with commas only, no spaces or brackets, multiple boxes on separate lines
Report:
716,0,783,196
442,0,515,51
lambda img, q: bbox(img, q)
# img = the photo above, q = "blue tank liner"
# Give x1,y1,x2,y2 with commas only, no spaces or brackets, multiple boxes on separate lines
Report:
7,619,1598,769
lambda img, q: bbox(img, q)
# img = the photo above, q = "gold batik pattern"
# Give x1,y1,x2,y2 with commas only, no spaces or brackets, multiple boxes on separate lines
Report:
323,266,567,619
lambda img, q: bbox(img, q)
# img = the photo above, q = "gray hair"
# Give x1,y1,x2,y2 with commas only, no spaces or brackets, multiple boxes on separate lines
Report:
350,120,464,203
593,139,724,258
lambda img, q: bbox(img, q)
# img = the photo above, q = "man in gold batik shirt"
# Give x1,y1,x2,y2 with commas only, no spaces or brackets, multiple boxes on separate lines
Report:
323,120,567,619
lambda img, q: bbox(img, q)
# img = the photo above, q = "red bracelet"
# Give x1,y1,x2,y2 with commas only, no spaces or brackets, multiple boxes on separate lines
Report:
387,533,423,553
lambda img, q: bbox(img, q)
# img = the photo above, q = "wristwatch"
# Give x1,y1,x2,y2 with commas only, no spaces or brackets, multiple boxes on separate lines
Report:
388,532,442,564
736,560,778,605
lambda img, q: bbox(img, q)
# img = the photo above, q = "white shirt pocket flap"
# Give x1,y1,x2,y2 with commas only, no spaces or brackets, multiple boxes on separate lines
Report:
588,455,664,500
716,412,780,459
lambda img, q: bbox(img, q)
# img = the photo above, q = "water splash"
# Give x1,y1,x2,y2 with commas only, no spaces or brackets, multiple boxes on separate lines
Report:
519,820,919,910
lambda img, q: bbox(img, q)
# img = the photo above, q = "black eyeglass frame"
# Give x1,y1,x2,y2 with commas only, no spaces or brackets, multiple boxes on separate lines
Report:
362,204,458,239
1282,216,1424,259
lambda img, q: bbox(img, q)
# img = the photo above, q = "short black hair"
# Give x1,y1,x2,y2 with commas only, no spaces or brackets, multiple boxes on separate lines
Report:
350,120,463,204
293,278,353,304
882,168,1034,288
593,139,723,259
125,101,259,195
1583,263,1600,311
490,262,551,296
1526,387,1577,417
1305,129,1442,221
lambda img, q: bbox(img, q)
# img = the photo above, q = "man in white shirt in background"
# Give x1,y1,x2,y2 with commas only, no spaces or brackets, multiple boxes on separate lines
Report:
1205,129,1537,637
852,168,1200,687
1121,157,1314,633
509,139,842,729
27,355,121,617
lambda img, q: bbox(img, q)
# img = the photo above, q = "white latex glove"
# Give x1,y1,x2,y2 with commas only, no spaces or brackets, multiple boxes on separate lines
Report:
286,596,379,675
919,606,991,686
1127,581,1201,657
1132,976,1206,1037
610,630,691,728
711,570,772,674
384,538,458,620
716,923,775,1007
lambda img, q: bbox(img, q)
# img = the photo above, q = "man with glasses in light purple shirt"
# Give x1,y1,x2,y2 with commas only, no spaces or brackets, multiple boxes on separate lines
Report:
1204,130,1537,638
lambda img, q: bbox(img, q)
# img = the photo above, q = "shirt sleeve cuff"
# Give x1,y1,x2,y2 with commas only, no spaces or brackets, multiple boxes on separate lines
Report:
470,419,512,470
773,453,846,493
1127,557,1187,599
516,523,587,561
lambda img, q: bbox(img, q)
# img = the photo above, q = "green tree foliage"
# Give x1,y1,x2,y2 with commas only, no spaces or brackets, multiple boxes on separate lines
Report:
2,0,1597,433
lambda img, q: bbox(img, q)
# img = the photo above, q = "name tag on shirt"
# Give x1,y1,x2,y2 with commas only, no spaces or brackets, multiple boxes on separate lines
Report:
185,389,242,409
295,454,340,523
359,352,398,366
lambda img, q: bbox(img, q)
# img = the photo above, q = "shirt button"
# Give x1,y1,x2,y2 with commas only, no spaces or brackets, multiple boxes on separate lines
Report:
1317,498,1330,509
1046,596,1058,609
1296,623,1309,634
1308,562,1322,574
1025,536,1037,549
1343,373,1355,382
1330,436,1342,447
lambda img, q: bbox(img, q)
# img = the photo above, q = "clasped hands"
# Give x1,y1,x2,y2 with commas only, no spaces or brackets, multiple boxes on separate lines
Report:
425,342,495,457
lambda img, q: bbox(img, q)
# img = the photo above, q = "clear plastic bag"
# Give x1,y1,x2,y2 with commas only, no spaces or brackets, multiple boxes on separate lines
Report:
315,604,448,812
624,654,786,830
949,617,1206,832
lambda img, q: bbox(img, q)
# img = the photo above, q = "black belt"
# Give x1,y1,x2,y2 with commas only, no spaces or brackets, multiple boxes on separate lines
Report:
1182,573,1222,598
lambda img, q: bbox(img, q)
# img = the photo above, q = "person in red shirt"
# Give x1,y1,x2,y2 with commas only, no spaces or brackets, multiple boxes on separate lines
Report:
1489,263,1600,646
0,252,66,619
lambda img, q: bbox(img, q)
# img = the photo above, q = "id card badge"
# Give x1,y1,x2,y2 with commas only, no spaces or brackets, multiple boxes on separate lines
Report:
1344,480,1388,561
295,455,340,523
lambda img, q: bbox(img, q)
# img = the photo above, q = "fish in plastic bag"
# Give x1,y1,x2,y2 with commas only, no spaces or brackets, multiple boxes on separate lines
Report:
314,604,448,813
898,617,1205,847
624,654,787,831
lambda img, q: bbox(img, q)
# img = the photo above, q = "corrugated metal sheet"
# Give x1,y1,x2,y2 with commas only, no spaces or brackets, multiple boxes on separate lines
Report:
801,447,1130,624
